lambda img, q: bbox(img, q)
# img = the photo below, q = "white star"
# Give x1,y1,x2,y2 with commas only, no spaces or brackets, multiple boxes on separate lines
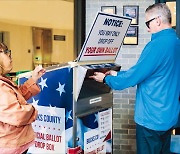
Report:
56,82,65,96
66,110,72,122
31,98,39,109
47,105,57,116
94,113,98,123
38,77,48,90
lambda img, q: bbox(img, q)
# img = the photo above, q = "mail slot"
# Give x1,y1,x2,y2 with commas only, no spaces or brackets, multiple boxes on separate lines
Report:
75,63,121,117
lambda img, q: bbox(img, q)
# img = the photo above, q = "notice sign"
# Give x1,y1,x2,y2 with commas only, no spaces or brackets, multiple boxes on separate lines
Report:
77,12,131,62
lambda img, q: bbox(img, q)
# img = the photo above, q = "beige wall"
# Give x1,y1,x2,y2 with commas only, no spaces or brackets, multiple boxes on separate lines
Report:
0,0,73,30
0,0,74,72
0,22,33,72
0,22,74,72
52,29,74,63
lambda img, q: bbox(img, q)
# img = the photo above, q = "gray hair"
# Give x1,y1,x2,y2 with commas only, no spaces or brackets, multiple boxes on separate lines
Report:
145,3,172,24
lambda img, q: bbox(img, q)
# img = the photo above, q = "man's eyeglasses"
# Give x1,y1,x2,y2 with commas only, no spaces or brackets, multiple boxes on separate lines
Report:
145,16,160,28
145,17,156,28
0,49,11,57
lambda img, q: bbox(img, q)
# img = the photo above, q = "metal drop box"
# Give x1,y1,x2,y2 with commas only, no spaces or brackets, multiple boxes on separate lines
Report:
75,63,121,117
18,12,132,153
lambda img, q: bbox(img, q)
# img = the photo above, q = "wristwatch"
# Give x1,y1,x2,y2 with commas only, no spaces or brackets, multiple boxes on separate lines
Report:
103,76,106,84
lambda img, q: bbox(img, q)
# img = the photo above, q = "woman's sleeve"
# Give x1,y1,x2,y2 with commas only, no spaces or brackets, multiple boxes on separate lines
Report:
19,78,41,100
0,82,38,126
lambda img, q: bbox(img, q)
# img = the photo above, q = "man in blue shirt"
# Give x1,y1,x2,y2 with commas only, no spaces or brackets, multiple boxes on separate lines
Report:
90,3,180,154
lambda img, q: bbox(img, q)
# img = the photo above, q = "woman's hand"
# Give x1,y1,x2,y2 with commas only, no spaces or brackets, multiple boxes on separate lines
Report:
32,65,46,83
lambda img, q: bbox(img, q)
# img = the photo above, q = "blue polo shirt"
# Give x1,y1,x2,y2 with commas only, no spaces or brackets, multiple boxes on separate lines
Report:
105,28,180,131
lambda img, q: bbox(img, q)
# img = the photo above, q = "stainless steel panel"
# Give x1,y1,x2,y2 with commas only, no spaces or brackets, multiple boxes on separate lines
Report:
76,93,112,117
75,64,121,117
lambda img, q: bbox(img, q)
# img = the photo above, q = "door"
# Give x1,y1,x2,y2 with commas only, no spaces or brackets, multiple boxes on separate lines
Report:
32,27,52,67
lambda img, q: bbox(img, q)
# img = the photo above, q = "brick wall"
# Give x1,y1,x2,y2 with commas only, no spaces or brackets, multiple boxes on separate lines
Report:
86,0,155,153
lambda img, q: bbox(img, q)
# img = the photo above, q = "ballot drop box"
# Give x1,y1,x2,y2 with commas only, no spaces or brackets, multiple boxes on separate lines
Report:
19,12,131,154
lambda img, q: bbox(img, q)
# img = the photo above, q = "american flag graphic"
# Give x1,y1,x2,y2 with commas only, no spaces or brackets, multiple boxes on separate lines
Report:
20,66,73,153
19,65,112,154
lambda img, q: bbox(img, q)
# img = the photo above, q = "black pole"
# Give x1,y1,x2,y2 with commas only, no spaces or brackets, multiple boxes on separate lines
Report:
74,0,86,59
155,0,166,3
176,0,180,38
72,0,86,148
175,0,180,135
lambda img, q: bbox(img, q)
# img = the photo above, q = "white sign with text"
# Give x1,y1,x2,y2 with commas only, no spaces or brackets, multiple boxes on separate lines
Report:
77,12,131,62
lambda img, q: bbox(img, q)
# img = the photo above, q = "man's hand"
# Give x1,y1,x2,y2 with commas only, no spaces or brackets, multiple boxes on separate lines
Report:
89,72,105,83
32,65,46,83
105,70,117,76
